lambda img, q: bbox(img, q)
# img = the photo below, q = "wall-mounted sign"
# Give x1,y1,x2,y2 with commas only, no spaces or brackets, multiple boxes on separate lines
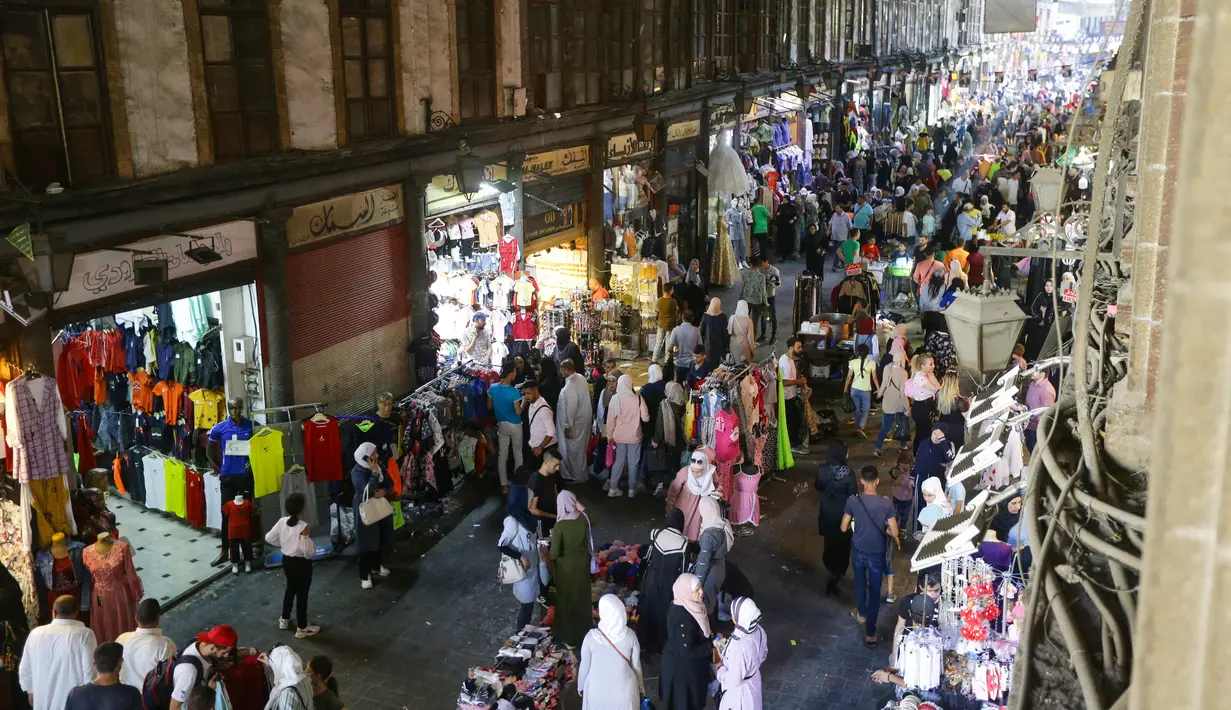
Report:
525,203,584,241
665,119,701,143
287,185,404,248
710,104,737,128
425,164,509,215
605,133,654,164
54,221,259,310
523,146,590,180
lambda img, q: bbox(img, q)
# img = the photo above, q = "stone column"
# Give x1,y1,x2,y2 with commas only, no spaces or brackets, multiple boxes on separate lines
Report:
587,135,606,283
1131,0,1229,707
258,218,293,408
697,102,713,271
402,177,430,343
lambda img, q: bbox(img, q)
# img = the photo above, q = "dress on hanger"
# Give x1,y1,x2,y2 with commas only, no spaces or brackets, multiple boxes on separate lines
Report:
82,541,142,644
710,217,739,287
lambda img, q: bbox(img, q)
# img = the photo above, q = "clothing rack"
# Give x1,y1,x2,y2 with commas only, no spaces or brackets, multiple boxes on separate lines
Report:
399,364,463,406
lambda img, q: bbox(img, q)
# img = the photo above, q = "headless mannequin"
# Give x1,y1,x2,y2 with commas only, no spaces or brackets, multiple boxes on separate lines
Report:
93,532,114,557
50,532,69,560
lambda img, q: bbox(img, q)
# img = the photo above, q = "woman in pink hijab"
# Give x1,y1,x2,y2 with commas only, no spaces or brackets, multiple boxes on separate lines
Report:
659,574,712,710
665,447,719,541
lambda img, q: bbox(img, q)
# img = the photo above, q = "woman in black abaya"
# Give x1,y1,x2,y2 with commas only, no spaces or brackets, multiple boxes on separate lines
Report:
636,508,691,654
1023,278,1056,361
815,441,857,597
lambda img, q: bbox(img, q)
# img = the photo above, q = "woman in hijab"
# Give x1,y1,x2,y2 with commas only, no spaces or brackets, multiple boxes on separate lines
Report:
637,508,691,653
727,300,756,364
606,373,650,497
694,496,733,615
549,490,594,648
815,441,857,597
660,574,713,710
352,441,394,589
716,597,768,710
264,645,314,710
579,594,643,710
1024,278,1056,361
917,477,953,533
700,298,730,363
553,325,586,374
918,267,948,312
497,470,541,630
685,259,705,289
666,447,719,541
536,358,563,419
990,494,1023,544
651,382,688,487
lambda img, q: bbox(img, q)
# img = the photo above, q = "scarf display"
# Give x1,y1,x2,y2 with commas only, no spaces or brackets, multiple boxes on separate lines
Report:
672,573,712,637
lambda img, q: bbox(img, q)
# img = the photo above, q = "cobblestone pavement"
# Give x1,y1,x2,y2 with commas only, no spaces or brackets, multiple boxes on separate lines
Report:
162,256,911,709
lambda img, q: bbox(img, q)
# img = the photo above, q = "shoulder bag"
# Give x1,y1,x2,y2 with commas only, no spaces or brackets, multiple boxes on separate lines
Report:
597,628,653,710
359,483,394,526
498,553,528,585
583,513,600,575
852,493,893,540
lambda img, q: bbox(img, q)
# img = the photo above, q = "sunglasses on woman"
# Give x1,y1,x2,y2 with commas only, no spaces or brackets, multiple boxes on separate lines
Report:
690,456,707,465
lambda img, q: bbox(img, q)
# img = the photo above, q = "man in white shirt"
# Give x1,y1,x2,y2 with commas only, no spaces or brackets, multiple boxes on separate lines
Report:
994,204,1017,235
778,338,809,455
19,596,97,710
522,379,556,471
115,599,176,688
902,210,918,242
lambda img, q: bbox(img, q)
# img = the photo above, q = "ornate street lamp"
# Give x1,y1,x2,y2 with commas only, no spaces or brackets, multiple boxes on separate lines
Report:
944,291,1029,376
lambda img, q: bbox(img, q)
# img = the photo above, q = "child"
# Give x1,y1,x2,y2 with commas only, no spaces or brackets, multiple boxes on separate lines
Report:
265,493,319,638
922,208,936,240
221,494,255,574
885,452,915,605
307,655,347,710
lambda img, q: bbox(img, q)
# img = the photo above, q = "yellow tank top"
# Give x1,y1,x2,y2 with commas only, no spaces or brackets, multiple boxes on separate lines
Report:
249,429,286,498
163,460,187,518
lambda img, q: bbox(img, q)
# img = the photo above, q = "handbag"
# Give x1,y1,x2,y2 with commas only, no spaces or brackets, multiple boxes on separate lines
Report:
359,484,394,526
596,627,651,707
606,441,616,468
584,513,599,575
498,554,528,584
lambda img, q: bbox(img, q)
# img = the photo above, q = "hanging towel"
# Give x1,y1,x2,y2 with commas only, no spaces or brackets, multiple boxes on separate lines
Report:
776,370,795,471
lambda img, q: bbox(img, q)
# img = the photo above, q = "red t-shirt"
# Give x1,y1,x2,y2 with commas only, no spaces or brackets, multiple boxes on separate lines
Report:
221,500,253,539
301,417,343,482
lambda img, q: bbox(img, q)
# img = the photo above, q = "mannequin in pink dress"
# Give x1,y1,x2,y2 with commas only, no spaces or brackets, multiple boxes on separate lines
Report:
713,407,741,501
82,533,143,644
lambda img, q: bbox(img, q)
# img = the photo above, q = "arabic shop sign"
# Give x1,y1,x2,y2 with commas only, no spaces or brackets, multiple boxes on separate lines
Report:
605,133,654,164
287,185,404,248
524,203,584,241
665,119,701,143
523,146,590,181
710,104,737,128
55,221,258,310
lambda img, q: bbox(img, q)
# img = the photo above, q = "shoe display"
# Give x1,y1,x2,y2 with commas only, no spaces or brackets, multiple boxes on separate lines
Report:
295,625,321,638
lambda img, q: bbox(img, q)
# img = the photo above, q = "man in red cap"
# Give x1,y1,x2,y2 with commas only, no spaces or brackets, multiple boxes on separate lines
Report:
165,625,251,710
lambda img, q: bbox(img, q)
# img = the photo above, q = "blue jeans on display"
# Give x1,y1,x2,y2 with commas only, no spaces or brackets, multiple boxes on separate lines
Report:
851,388,872,430
852,549,885,638
96,407,124,451
733,236,747,263
875,412,910,451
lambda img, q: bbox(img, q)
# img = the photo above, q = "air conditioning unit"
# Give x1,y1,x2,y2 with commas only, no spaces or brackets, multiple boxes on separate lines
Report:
503,87,527,117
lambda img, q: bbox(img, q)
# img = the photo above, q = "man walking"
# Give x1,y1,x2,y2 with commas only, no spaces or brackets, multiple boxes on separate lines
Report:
115,599,176,688
741,255,770,341
667,311,701,383
842,467,900,647
555,360,592,483
488,364,524,494
64,643,142,710
19,595,98,710
522,379,556,472
653,282,679,364
828,204,854,271
759,259,782,344
779,337,809,455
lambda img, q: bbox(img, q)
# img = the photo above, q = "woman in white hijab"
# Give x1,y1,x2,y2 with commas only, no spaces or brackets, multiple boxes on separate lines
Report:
694,496,733,613
578,594,643,710
727,300,756,364
351,442,394,589
264,645,315,710
716,598,768,710
665,447,718,541
917,477,954,532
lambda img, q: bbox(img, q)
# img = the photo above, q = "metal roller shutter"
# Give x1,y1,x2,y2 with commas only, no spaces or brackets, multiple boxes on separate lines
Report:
285,225,411,413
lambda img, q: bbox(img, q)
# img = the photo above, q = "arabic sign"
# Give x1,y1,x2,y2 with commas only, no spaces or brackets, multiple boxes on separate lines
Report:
605,133,654,164
523,146,590,181
1062,288,1078,304
710,104,737,128
525,203,583,241
55,221,258,310
666,119,701,143
287,185,404,248
846,263,863,276
425,164,509,215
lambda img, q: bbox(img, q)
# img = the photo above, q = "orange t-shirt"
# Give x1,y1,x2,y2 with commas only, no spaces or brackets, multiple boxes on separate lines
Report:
93,368,106,405
129,370,154,412
153,380,185,423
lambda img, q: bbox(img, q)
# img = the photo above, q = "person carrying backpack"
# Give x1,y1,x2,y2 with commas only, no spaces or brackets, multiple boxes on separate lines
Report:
142,625,244,710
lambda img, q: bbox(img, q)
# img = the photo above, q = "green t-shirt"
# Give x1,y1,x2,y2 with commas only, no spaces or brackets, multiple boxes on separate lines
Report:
751,204,771,234
841,238,861,265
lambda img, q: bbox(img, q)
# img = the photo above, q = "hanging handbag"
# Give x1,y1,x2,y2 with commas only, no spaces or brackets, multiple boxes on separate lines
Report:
596,627,653,709
498,553,528,584
358,484,394,526
583,512,600,575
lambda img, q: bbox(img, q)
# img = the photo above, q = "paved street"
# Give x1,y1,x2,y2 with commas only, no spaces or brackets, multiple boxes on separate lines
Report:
162,255,908,710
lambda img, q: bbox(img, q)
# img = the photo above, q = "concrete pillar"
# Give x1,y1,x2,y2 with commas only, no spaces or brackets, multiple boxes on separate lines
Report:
1131,0,1229,707
587,135,606,283
697,102,713,271
1103,0,1190,472
258,218,293,408
508,158,525,253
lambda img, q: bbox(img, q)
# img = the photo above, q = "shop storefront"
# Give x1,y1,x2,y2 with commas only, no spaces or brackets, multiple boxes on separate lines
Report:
522,145,592,311
37,220,265,618
603,131,659,260
662,117,700,265
285,185,413,413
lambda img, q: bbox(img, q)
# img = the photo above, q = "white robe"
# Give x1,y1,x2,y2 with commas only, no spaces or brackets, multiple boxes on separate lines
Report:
578,628,642,710
556,374,592,482
18,619,97,710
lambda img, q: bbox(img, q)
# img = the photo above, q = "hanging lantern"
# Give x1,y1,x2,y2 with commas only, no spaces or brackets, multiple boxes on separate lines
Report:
822,72,840,91
868,65,879,81
633,113,657,142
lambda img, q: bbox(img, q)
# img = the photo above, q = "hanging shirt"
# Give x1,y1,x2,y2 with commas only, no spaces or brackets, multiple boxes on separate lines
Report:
153,381,185,424
188,390,225,430
474,209,502,246
204,473,222,529
163,459,187,518
248,428,285,497
498,236,520,274
142,454,167,511
209,417,254,476
129,370,155,412
301,417,343,482
512,280,536,308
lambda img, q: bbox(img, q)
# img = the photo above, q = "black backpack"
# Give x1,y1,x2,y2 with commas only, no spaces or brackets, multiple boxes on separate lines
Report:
142,651,204,710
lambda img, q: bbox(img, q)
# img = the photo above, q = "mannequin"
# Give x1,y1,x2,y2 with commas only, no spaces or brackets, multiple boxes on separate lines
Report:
83,532,141,643
35,532,90,623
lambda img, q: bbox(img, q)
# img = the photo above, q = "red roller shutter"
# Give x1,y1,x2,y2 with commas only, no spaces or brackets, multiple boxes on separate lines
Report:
285,225,412,412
